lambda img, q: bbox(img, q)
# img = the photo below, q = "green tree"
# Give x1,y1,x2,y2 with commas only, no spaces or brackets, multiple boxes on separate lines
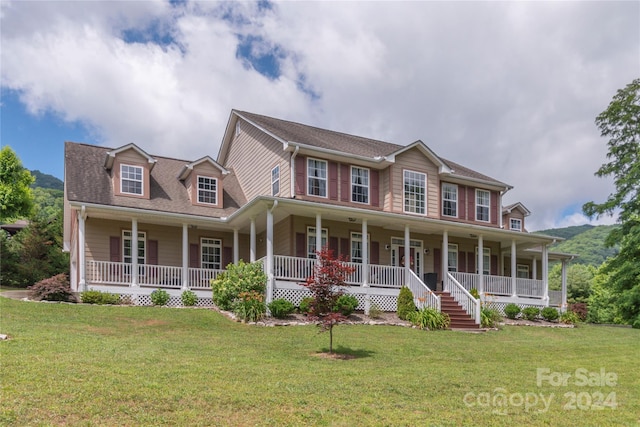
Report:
548,263,596,304
583,78,640,325
0,146,35,222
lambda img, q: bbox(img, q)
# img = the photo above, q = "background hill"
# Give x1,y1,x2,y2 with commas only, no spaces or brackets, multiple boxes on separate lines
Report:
30,170,64,191
536,224,619,266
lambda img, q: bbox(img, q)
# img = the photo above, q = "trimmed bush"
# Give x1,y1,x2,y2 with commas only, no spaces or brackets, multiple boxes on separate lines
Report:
81,290,120,305
504,303,521,319
150,289,170,306
211,261,266,310
541,307,559,322
181,290,198,307
268,298,295,319
28,273,75,302
408,308,450,330
522,306,540,321
298,297,314,314
333,294,358,316
397,287,417,320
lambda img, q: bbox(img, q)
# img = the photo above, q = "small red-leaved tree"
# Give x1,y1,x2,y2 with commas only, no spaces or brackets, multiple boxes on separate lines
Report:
302,247,356,354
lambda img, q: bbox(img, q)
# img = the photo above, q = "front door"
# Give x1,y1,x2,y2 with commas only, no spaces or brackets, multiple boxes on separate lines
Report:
391,242,422,277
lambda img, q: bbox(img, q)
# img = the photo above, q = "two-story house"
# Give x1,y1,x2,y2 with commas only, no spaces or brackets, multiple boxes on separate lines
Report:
64,110,573,323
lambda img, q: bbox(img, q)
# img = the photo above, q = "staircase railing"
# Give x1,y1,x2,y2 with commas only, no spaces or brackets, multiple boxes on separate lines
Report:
407,270,440,311
445,272,481,325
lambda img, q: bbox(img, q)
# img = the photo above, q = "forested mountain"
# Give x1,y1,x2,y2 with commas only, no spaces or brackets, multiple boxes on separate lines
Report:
535,224,619,267
30,170,64,191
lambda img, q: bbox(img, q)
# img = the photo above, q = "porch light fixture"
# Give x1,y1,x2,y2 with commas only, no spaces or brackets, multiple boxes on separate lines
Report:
385,244,390,250
424,248,430,255
348,217,356,222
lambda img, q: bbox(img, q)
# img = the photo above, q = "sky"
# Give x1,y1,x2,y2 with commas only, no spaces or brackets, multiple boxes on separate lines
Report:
1,1,638,231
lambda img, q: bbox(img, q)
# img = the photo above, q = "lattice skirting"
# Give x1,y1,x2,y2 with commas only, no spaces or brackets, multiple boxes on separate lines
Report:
485,301,546,316
114,294,215,308
273,288,398,312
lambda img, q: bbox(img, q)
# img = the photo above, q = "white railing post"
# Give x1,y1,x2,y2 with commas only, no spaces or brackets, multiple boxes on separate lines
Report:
561,259,568,312
542,244,549,305
404,225,410,286
182,224,189,290
78,207,87,292
233,229,239,264
250,217,256,262
477,234,483,297
266,207,274,304
511,239,517,297
131,218,138,287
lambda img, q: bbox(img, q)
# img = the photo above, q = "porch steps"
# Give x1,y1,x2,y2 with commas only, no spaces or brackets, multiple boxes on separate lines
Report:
435,291,480,330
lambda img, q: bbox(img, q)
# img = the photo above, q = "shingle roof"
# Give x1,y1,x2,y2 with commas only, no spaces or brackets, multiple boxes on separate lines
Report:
65,142,246,217
235,110,508,187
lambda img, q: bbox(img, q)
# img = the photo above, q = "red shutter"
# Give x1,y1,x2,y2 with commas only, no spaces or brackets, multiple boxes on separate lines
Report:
370,241,379,265
469,188,475,221
468,252,476,274
147,240,158,265
459,251,466,273
110,237,121,262
329,162,338,200
370,169,379,207
491,192,498,224
433,248,442,281
491,255,498,276
340,238,350,260
296,233,306,257
189,243,199,268
459,186,466,219
329,236,339,257
222,247,233,268
295,156,305,196
340,164,350,202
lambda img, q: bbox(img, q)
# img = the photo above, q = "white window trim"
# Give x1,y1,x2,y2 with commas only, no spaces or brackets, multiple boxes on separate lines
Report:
201,237,222,270
517,263,530,279
307,226,328,258
510,218,522,231
442,183,458,217
271,165,280,196
350,232,371,263
306,158,328,198
476,189,490,222
403,169,427,215
448,243,458,272
123,230,146,264
351,166,370,205
197,175,218,205
120,164,143,195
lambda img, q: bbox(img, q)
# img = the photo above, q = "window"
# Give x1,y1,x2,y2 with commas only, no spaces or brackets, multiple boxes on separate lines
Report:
271,165,280,196
517,264,530,279
448,244,458,272
476,189,490,222
475,247,490,275
510,218,522,231
123,230,146,265
350,232,371,264
120,164,143,195
351,166,369,204
201,238,222,270
307,158,327,197
404,170,426,214
307,226,328,258
197,176,218,205
442,183,458,217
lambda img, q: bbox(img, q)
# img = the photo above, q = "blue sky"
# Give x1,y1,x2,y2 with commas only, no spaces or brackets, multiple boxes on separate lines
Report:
1,1,637,229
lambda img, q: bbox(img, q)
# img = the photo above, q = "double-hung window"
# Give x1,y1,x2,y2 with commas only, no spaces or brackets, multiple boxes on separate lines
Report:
448,243,458,272
442,183,458,217
121,164,143,195
307,158,327,197
517,264,530,279
307,227,328,258
197,176,218,205
404,170,426,214
201,238,222,270
510,218,522,231
476,189,490,222
123,230,146,265
351,166,369,204
271,165,280,196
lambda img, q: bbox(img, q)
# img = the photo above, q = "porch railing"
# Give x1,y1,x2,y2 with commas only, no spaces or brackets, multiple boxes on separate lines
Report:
450,272,545,299
407,270,440,311
445,272,481,325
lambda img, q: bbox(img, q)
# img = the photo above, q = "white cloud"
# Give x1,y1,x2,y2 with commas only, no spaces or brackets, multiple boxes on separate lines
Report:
1,0,638,230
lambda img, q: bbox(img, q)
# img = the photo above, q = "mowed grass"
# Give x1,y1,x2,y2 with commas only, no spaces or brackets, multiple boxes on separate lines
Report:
0,297,638,426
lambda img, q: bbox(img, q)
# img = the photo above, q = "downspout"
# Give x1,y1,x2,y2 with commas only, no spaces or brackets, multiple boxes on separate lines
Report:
290,145,300,198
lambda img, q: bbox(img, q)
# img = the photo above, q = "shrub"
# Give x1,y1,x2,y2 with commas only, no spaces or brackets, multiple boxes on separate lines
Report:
333,294,358,316
268,298,295,319
560,310,580,325
211,261,266,310
298,297,314,314
233,290,266,322
28,273,75,302
504,303,521,319
397,287,417,320
522,306,540,321
541,307,559,322
181,290,198,307
81,290,120,305
150,289,170,306
569,303,588,322
481,307,502,328
632,317,640,329
408,308,450,330
469,288,480,299
368,303,383,319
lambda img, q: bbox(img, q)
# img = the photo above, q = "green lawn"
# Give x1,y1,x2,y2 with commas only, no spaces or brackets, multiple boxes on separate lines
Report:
0,297,638,426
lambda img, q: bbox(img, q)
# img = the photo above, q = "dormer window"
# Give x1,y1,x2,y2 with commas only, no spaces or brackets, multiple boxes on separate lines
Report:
197,176,218,205
121,164,143,195
510,218,522,231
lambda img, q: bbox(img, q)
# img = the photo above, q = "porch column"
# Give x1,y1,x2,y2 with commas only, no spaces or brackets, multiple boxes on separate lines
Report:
561,259,568,312
442,230,449,286
511,239,517,297
477,234,484,296
131,218,138,287
532,256,537,280
315,213,322,256
404,225,410,286
182,224,189,289
542,244,549,305
362,219,369,286
78,207,87,291
250,217,256,262
266,207,274,304
233,229,239,264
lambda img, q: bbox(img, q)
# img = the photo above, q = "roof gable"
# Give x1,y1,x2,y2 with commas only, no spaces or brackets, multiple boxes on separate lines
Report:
503,202,531,217
177,156,230,181
104,143,157,171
